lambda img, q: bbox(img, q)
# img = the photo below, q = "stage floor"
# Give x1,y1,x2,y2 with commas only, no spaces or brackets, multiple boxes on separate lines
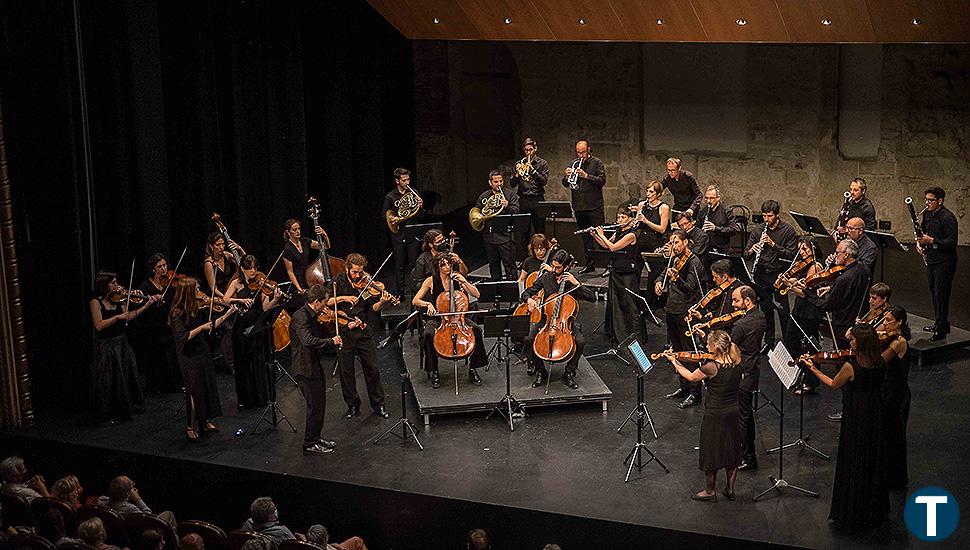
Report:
6,300,970,549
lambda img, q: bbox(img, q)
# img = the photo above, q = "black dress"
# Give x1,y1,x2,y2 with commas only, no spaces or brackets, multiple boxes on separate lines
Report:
204,256,237,369
230,286,272,408
881,348,911,491
698,362,743,471
830,363,889,528
90,300,145,422
605,227,643,345
172,315,223,426
132,279,181,393
283,237,314,290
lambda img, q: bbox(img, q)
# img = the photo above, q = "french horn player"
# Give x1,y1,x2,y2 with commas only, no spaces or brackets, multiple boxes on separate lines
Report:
382,168,424,296
472,169,520,281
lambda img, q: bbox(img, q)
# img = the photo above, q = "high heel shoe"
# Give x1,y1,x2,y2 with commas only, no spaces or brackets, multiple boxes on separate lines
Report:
204,421,219,432
186,427,200,441
690,492,717,502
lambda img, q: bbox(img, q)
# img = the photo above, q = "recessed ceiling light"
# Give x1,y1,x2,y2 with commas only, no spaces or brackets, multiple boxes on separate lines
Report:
433,17,441,25
911,18,921,25
656,19,664,25
504,17,512,25
821,18,832,26
736,18,747,26
578,18,587,25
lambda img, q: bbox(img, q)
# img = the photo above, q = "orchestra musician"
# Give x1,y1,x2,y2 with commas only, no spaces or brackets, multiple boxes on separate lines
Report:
133,253,181,394
477,170,520,281
509,137,550,252
674,212,710,288
689,259,742,322
833,178,876,239
518,233,553,286
917,186,958,341
329,254,390,418
840,217,878,275
743,200,798,348
562,140,606,274
382,168,424,296
203,232,246,373
412,253,488,388
661,157,702,219
656,231,705,409
282,218,330,297
879,305,912,491
727,286,765,472
521,249,598,389
591,206,644,346
782,236,825,394
633,180,670,305
698,184,740,255
858,283,892,328
411,229,468,295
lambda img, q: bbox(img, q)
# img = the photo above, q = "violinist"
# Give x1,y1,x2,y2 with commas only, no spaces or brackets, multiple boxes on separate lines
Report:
89,271,160,424
289,284,344,455
857,283,891,328
743,200,798,348
203,232,246,374
698,184,740,255
833,178,876,239
383,168,424,296
521,249,597,389
479,170,520,281
728,286,765,471
591,206,643,347
329,254,390,418
674,212,709,287
133,253,181,394
413,253,488,389
799,324,888,529
688,259,741,322
781,237,825,394
169,277,237,441
282,218,330,296
879,306,912,491
656,231,704,409
661,330,743,502
223,255,287,409
632,180,669,304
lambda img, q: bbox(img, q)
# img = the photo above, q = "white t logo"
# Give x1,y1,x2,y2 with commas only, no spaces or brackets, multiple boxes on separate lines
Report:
916,495,948,536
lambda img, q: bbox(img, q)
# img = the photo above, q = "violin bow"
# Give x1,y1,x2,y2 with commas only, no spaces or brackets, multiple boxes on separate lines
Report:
332,280,341,349
244,250,286,313
355,252,394,301
124,258,136,326
208,284,216,330
159,246,188,304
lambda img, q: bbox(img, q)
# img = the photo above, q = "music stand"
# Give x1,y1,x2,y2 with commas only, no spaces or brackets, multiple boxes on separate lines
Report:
477,281,522,368
619,335,669,482
753,342,819,501
866,230,908,282
484,315,531,431
788,211,831,239
248,305,297,436
404,222,443,245
374,310,424,450
535,201,574,242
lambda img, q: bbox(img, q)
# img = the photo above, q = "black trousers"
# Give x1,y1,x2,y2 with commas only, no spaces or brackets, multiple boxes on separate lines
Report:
928,259,956,333
392,234,420,296
336,331,385,410
738,386,757,464
666,312,701,398
295,371,325,446
575,209,605,266
485,239,517,281
754,270,789,346
525,320,586,377
518,195,546,255
785,315,822,388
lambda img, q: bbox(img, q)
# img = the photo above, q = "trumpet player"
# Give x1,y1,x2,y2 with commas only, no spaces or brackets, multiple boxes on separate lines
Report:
382,168,424,296
743,200,798,348
832,177,876,240
478,170,520,281
562,140,606,273
510,137,550,251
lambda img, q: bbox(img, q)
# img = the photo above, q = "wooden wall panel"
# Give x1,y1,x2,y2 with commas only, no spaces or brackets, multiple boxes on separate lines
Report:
867,0,970,44
455,0,555,41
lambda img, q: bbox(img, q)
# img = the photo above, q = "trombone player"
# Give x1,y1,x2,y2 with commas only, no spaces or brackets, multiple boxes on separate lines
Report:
475,170,520,280
383,168,424,297
510,137,550,255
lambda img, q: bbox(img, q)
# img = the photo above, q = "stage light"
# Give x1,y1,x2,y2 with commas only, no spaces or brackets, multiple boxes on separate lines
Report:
578,18,587,25
433,18,441,25
656,19,664,25
821,19,832,26
912,18,921,25
504,17,512,25
736,18,747,26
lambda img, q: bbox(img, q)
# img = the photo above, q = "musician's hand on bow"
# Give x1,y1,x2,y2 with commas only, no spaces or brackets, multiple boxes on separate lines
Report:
654,281,664,296
341,295,359,306
527,297,540,312
425,303,438,316
563,272,580,287
332,335,343,347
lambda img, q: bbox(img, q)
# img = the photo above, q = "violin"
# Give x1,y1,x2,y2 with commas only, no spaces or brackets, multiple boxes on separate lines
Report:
649,348,716,362
305,197,347,287
788,349,854,367
196,289,227,313
513,238,558,323
211,213,243,266
247,272,292,301
686,277,734,321
156,270,178,287
687,308,746,336
800,264,845,288
351,273,401,305
433,274,475,361
532,277,579,363
316,309,365,331
775,257,815,295
273,310,292,353
108,288,148,305
858,303,888,328
657,250,691,294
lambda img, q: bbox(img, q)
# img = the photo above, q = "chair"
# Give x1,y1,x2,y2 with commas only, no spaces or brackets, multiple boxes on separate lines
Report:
226,530,273,550
0,492,34,528
58,543,100,550
124,512,179,549
279,540,325,550
179,520,228,550
30,498,77,534
76,504,128,547
8,532,57,550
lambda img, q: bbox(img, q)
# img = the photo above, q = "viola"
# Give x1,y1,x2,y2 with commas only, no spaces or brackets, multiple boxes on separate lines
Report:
247,272,292,301
316,309,365,331
433,275,475,360
649,349,716,362
789,349,854,367
686,308,746,336
305,197,347,287
657,250,691,294
272,310,292,352
800,264,845,288
775,257,815,295
351,273,401,306
532,278,579,363
108,288,147,305
687,277,735,320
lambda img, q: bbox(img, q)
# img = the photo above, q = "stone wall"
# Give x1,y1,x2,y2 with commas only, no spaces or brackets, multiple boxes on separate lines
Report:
414,42,970,244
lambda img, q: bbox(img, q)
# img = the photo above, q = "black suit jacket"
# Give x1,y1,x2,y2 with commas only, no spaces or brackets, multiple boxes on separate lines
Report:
289,304,336,379
730,308,766,391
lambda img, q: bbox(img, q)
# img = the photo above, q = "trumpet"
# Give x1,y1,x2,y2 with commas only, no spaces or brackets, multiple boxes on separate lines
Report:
385,184,422,233
469,191,507,231
566,158,583,189
573,223,621,235
515,155,534,183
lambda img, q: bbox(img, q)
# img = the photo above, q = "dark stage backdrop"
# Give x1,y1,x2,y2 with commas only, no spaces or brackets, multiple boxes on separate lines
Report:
0,0,415,413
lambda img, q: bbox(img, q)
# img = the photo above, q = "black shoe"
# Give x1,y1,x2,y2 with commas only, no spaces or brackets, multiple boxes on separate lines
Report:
677,394,700,409
468,369,483,386
431,371,440,389
344,404,360,419
531,372,548,388
303,443,334,455
664,388,689,400
721,488,736,501
598,269,611,278
318,438,337,449
922,325,937,333
561,373,579,389
826,411,842,422
738,460,758,471
578,263,595,275
526,364,536,376
374,405,390,418
930,332,947,342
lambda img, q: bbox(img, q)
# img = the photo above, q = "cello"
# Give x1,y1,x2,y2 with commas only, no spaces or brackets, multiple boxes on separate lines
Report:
532,277,579,363
433,272,476,395
305,197,347,287
513,238,558,323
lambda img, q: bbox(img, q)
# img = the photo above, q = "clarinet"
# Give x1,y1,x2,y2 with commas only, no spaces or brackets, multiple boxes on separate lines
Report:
752,224,769,270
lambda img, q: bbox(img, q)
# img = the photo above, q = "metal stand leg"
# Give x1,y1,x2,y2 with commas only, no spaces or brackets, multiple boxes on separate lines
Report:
248,359,297,435
374,335,424,450
487,333,524,431
753,387,819,501
586,347,631,365
622,377,669,481
766,376,830,460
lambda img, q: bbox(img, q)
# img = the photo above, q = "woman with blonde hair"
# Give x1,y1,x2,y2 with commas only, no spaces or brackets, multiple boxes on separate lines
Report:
50,475,84,510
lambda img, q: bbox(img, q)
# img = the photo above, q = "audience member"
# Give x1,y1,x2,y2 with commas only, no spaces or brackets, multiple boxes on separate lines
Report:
240,539,273,550
35,508,79,547
77,517,121,550
181,533,205,550
51,474,85,511
241,497,296,548
543,545,562,550
306,524,368,550
97,476,177,531
137,528,166,550
466,529,490,550
0,456,50,502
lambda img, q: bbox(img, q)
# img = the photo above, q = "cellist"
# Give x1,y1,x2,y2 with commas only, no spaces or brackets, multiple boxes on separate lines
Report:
412,253,487,389
520,249,597,389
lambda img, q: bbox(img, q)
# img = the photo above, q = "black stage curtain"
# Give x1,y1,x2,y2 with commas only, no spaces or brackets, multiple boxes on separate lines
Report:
0,0,414,413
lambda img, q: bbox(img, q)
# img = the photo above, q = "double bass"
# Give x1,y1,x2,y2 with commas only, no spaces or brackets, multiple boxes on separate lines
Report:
532,277,579,363
305,197,347,287
211,213,243,266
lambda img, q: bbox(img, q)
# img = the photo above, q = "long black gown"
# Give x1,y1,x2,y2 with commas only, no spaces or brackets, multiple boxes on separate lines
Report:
231,286,271,408
830,363,889,528
133,279,181,393
172,314,223,427
881,348,911,491
605,226,643,345
91,300,145,422
698,362,743,471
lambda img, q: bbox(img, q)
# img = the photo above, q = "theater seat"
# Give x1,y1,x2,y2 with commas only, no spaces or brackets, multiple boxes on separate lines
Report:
124,512,179,549
8,532,57,550
280,540,325,550
179,519,228,550
30,498,77,533
227,530,274,550
0,492,33,528
76,505,127,547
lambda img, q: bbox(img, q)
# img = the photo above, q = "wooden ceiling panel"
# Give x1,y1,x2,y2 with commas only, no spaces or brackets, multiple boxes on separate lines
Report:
775,0,876,43
454,0,556,41
528,0,631,41
690,0,791,42
610,0,709,42
367,0,479,40
867,0,970,43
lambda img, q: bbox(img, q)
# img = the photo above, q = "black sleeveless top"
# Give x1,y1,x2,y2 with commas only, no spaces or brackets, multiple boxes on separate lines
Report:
283,237,314,288
637,201,667,251
205,255,237,294
704,362,741,409
612,226,643,274
521,256,543,275
95,299,126,339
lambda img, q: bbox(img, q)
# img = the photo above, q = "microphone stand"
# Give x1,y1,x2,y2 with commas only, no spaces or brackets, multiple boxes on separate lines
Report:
374,310,424,450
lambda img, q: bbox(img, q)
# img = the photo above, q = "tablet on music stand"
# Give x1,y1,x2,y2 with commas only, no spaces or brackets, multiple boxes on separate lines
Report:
625,338,654,378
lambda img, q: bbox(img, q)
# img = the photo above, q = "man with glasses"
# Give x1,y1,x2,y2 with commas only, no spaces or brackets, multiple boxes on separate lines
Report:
698,184,740,255
562,140,606,273
833,177,876,239
917,187,958,341
510,137,550,254
661,157,703,219
839,217,877,275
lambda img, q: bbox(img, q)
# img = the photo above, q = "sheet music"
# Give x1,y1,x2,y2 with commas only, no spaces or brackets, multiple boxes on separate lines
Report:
767,342,801,390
